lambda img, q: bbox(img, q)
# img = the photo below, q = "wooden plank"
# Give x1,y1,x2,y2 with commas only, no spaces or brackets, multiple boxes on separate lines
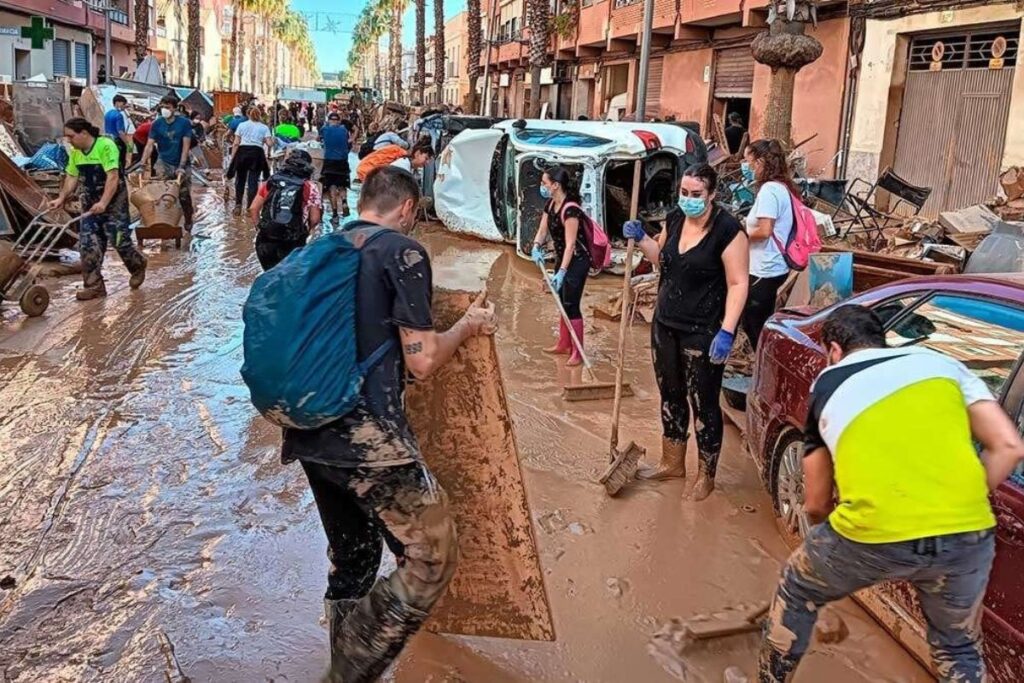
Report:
406,289,555,642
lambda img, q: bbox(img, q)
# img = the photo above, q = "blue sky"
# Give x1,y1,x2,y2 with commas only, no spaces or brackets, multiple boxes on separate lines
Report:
290,0,469,75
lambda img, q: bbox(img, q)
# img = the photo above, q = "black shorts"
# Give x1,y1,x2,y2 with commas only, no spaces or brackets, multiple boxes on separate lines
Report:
321,158,351,191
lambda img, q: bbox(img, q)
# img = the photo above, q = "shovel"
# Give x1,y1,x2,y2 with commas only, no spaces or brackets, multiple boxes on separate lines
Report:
598,160,646,496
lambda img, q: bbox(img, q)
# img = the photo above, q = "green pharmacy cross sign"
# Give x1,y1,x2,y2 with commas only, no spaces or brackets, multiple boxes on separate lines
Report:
21,16,54,50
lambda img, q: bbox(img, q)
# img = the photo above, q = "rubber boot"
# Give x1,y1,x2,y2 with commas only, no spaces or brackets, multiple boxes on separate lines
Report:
324,597,359,660
566,318,585,367
322,579,429,683
129,257,148,289
76,280,107,301
543,319,572,355
636,437,687,481
687,461,715,502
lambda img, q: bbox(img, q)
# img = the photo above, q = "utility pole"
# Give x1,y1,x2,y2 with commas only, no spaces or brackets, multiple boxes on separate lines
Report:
103,4,111,83
634,0,655,121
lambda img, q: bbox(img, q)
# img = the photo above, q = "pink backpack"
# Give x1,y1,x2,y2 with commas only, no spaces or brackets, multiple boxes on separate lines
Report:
771,190,822,271
560,201,612,270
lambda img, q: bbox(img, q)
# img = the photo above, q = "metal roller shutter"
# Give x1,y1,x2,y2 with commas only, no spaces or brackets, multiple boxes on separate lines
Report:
74,42,90,80
714,46,755,98
52,39,70,77
645,57,664,116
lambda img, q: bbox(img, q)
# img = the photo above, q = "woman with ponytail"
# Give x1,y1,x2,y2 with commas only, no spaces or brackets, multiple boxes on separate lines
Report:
531,166,591,367
48,117,147,301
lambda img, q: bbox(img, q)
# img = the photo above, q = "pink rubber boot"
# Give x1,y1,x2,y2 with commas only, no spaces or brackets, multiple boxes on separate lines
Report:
567,319,585,367
544,319,572,355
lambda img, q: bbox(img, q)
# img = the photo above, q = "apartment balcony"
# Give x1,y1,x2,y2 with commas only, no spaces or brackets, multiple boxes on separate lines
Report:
608,0,675,46
577,2,606,48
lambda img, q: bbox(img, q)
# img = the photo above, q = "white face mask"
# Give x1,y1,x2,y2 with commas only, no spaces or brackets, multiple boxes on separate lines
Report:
160,107,173,119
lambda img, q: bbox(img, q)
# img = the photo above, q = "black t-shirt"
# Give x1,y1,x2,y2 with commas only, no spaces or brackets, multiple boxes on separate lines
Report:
655,206,744,344
725,124,746,155
545,199,590,263
281,220,434,467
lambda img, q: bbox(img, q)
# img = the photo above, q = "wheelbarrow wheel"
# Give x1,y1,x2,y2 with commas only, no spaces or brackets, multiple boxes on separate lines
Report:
19,284,50,317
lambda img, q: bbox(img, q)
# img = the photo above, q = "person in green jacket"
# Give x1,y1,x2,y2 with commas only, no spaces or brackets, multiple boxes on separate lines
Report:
275,112,302,143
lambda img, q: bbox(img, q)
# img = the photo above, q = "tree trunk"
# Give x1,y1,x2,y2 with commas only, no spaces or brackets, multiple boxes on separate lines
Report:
526,0,549,118
389,6,402,101
762,67,796,142
187,0,200,86
229,4,239,89
434,0,445,103
249,15,258,95
134,0,149,64
529,65,541,118
416,0,426,104
750,3,822,144
466,0,481,113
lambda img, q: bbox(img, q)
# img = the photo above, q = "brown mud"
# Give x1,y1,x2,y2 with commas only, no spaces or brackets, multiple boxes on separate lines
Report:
0,192,929,682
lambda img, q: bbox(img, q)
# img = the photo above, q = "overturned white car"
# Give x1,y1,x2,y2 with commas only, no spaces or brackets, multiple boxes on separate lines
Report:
433,119,707,262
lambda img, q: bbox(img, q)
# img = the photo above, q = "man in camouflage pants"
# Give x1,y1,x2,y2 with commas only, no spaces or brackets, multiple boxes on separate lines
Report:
49,118,146,300
281,166,496,682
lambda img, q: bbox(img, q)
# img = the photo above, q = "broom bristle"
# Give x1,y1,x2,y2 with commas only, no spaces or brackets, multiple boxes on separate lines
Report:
600,443,645,496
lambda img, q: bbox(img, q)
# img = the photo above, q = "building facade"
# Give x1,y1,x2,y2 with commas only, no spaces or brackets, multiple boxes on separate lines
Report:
0,0,134,84
443,11,470,107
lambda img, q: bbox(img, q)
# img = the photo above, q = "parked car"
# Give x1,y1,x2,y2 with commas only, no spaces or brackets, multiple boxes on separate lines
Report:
745,274,1024,681
433,118,707,264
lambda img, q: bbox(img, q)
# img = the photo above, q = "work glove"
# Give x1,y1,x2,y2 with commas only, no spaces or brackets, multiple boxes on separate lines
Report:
550,268,567,292
623,220,646,242
531,244,546,265
709,329,735,365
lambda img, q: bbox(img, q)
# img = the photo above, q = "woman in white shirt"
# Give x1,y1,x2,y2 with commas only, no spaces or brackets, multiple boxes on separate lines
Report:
230,108,274,216
740,139,796,350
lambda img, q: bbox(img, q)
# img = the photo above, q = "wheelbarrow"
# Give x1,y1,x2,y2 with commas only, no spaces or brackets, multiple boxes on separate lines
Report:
0,212,81,317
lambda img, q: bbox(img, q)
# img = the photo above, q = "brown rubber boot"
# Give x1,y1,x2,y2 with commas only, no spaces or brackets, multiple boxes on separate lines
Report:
76,281,107,301
129,258,148,289
686,463,716,502
636,437,687,481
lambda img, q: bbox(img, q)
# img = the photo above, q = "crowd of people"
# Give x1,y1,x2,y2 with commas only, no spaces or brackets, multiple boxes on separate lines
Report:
57,96,1024,683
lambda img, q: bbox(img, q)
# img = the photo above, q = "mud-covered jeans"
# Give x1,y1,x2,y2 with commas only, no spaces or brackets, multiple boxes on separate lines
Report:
301,460,458,683
651,321,725,477
759,522,995,683
79,190,146,288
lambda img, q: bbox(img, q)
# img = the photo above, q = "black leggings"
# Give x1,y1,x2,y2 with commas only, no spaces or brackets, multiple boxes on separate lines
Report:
255,235,305,271
651,321,726,477
741,272,789,351
234,146,266,208
559,253,590,319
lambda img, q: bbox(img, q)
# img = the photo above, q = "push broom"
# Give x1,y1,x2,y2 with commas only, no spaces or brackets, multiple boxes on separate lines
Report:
597,159,646,495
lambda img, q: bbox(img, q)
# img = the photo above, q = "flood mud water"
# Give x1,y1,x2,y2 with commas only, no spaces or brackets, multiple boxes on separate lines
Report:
0,191,930,682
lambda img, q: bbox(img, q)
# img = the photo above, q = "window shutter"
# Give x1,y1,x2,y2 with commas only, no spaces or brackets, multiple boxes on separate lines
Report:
74,42,90,80
53,39,70,77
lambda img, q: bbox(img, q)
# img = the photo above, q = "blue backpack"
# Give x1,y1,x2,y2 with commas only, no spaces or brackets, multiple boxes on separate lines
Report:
240,226,394,429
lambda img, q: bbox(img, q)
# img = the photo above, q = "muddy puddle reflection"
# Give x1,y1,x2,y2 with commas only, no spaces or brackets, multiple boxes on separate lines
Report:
1,190,928,682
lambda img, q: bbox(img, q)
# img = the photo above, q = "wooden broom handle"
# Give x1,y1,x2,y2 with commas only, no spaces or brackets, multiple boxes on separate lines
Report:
610,159,642,454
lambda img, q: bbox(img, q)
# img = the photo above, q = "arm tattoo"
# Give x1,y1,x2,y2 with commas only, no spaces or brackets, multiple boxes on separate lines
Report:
404,342,423,355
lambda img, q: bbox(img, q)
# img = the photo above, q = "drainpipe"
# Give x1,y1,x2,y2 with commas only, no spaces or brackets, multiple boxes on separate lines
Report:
635,0,655,121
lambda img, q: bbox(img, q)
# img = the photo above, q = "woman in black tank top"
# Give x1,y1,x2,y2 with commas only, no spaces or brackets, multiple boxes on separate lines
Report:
530,166,592,367
625,163,749,501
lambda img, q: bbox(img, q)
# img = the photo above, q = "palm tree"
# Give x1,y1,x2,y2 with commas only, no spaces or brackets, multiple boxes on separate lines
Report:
134,0,149,64
751,0,823,143
388,1,406,102
526,0,550,117
433,0,445,103
229,1,240,89
415,0,426,103
466,0,482,113
187,0,201,86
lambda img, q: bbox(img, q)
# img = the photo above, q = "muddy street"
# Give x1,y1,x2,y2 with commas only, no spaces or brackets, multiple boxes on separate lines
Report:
0,190,929,682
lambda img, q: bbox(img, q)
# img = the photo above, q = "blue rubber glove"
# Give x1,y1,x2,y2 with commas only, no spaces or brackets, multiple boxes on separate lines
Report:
623,220,646,242
550,268,567,292
709,329,735,365
531,244,546,265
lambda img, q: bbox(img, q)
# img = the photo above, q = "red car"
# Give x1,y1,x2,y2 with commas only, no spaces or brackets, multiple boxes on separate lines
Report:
744,274,1024,680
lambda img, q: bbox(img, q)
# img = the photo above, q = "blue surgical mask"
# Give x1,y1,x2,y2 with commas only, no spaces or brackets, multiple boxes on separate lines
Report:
741,161,755,183
678,196,707,217
539,185,551,199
